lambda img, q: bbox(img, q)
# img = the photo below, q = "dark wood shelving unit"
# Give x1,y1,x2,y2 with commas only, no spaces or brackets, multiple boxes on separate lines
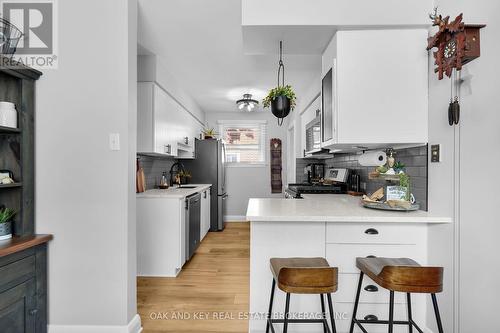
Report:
0,125,21,134
0,182,23,189
0,56,50,332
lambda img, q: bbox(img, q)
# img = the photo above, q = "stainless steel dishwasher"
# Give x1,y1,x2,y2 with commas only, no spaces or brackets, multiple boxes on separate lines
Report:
185,192,201,260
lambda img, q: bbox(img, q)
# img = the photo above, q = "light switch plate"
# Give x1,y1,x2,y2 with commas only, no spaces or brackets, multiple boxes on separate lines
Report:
430,144,440,162
109,133,120,151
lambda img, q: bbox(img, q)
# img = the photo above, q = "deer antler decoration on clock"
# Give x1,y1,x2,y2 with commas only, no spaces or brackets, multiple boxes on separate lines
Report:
426,8,485,125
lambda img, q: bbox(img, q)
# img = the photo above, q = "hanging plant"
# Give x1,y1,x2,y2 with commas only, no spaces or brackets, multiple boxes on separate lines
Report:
262,41,296,126
262,85,296,119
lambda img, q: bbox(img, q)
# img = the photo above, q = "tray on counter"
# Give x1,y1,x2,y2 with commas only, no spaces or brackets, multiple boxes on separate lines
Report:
362,200,420,212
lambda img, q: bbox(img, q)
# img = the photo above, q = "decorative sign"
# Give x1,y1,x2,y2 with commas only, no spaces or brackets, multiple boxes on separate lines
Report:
386,186,408,201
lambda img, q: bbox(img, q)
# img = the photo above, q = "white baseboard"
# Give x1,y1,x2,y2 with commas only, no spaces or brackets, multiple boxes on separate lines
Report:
224,215,248,222
49,314,142,333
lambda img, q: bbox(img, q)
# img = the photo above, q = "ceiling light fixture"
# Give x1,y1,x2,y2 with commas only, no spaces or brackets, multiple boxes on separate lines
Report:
236,93,259,112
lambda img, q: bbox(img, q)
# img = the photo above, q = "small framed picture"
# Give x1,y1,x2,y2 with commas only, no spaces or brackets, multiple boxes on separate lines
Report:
386,185,408,201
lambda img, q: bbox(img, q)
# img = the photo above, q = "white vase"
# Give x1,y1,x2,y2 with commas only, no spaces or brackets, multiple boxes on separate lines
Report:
0,101,17,128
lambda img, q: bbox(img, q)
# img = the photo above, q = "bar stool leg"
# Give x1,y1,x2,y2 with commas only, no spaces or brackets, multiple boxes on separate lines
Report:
349,272,364,333
283,293,291,333
388,291,395,333
327,293,337,333
406,293,413,333
265,279,276,333
431,294,444,333
320,294,327,333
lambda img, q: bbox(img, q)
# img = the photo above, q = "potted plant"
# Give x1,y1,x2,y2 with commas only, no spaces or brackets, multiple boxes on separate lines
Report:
202,127,217,139
262,85,297,120
393,161,406,174
0,207,15,240
178,170,192,185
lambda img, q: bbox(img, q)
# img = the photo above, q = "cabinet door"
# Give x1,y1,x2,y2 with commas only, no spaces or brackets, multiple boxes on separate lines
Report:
0,279,36,333
154,85,178,156
205,190,211,235
200,190,207,241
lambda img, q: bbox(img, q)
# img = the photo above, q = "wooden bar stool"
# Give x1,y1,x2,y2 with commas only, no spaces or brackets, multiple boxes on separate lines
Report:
349,257,444,333
266,257,338,333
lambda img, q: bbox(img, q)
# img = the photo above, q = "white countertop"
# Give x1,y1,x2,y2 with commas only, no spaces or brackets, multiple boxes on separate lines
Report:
246,194,452,223
137,184,212,199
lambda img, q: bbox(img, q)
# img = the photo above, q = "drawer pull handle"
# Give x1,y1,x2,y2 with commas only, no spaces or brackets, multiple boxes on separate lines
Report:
364,314,378,321
29,309,38,316
364,285,379,292
364,228,379,235
366,255,377,258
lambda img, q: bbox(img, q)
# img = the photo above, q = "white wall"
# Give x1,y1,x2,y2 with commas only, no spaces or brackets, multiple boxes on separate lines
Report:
35,0,139,331
206,111,288,218
242,0,432,26
427,1,500,332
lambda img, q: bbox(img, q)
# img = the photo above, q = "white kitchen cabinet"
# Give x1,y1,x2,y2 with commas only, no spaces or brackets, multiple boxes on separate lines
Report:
137,197,186,277
137,185,212,277
321,29,428,151
138,81,203,157
138,82,178,156
200,187,211,240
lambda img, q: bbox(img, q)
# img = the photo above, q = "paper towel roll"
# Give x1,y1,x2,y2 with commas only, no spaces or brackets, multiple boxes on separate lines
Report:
358,151,387,166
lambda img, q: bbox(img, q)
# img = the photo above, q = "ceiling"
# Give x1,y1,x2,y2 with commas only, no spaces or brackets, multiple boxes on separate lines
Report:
137,0,324,113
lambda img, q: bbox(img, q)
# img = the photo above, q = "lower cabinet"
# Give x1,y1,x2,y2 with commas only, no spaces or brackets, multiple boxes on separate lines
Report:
0,279,36,332
137,186,211,277
200,187,211,241
325,223,427,333
0,244,48,333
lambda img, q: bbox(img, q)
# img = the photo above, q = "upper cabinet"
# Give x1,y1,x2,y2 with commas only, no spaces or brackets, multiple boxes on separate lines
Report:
138,81,201,158
321,29,428,151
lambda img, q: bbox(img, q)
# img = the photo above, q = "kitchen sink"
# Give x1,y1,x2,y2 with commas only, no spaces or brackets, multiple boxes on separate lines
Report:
177,186,197,189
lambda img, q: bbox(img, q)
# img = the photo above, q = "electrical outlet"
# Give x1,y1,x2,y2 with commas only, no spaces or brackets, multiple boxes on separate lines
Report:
109,133,120,151
431,144,441,162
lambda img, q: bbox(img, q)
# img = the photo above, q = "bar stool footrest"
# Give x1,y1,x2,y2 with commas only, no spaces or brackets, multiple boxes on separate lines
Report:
353,318,424,333
268,318,332,333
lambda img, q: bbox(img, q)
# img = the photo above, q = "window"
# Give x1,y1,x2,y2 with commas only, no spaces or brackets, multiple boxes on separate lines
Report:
218,120,267,165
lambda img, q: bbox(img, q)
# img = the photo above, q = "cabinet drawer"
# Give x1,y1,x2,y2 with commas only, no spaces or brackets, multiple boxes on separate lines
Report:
335,273,406,304
334,302,408,333
326,243,422,274
0,256,36,293
326,223,424,245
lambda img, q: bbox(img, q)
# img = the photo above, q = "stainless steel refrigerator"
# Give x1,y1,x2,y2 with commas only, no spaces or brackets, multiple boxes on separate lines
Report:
183,139,227,231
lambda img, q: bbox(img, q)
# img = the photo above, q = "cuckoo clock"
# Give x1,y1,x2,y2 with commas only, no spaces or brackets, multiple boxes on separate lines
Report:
427,9,485,80
426,8,485,126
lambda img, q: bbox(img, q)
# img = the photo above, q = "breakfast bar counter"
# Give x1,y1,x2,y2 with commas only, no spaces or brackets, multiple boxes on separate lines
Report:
246,195,452,223
246,195,451,333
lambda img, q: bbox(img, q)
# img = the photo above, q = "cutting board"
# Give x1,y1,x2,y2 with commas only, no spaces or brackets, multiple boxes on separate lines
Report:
136,158,146,193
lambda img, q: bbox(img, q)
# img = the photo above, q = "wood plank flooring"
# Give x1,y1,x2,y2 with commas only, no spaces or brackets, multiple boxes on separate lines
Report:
138,222,250,333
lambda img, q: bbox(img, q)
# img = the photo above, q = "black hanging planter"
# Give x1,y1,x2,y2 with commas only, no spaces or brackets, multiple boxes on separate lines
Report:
263,41,296,126
271,95,291,119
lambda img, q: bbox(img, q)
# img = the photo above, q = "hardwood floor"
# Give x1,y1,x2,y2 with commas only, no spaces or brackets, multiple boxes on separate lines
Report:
138,222,250,333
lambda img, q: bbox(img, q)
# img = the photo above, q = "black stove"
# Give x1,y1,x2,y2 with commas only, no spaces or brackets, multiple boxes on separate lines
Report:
285,183,347,199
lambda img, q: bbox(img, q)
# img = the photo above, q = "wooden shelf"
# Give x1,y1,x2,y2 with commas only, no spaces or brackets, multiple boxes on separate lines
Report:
0,234,53,258
0,183,22,189
0,126,21,134
368,172,402,182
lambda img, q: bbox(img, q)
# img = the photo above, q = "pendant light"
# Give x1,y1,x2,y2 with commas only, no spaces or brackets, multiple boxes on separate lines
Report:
236,93,259,112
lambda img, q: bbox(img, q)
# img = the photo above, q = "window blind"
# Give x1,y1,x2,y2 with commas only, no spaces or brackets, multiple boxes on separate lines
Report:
218,120,267,165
